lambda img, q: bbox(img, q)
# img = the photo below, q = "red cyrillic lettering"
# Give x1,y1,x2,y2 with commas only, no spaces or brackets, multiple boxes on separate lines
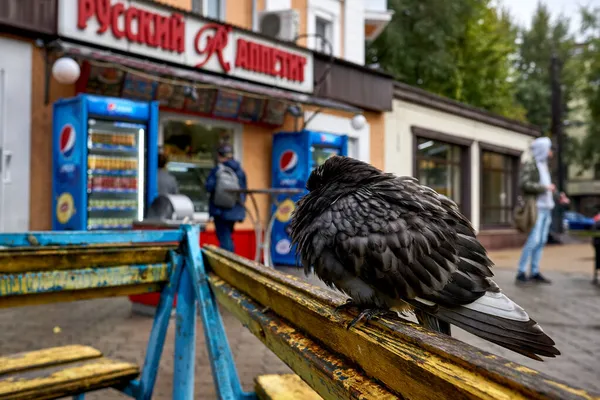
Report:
139,11,156,46
260,46,273,75
77,0,95,30
235,39,249,69
170,14,185,53
248,42,261,72
125,6,139,42
110,3,125,38
154,15,170,50
95,0,111,34
297,57,307,82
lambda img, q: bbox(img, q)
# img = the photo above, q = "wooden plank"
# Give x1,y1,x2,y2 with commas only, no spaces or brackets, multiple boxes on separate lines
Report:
255,375,323,400
209,275,401,400
0,263,170,297
0,229,183,248
0,357,139,400
0,246,174,273
0,283,162,309
0,346,102,375
203,246,600,400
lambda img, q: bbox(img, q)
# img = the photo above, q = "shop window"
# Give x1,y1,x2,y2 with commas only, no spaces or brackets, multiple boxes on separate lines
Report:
415,138,464,210
480,151,518,227
315,16,333,53
161,119,235,217
192,0,222,20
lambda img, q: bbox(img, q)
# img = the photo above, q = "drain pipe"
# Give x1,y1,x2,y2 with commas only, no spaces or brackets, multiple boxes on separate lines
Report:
251,0,258,30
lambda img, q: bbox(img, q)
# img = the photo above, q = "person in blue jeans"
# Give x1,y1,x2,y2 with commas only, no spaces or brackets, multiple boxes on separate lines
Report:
516,137,569,284
205,145,247,252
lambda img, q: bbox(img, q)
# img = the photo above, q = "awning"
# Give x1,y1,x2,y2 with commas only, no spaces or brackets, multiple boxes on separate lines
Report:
55,40,362,114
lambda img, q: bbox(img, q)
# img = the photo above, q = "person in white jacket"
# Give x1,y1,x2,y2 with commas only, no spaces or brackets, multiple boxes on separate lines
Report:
516,137,569,284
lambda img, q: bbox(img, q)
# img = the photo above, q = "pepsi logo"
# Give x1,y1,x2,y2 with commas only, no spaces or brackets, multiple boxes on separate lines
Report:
107,103,116,111
279,150,298,173
59,124,76,159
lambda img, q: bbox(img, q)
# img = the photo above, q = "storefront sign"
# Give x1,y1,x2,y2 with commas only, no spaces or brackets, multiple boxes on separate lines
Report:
58,0,314,93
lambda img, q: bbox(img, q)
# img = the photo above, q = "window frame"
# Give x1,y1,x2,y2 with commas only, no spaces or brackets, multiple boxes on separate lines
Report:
192,0,225,20
307,2,341,57
478,142,522,229
411,126,472,219
315,16,333,54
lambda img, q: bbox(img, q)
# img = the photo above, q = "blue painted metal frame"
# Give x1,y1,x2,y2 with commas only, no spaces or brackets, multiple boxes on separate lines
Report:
183,225,257,400
0,226,257,400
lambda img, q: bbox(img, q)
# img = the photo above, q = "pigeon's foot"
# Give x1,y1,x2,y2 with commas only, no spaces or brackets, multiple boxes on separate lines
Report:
334,298,357,314
345,308,393,330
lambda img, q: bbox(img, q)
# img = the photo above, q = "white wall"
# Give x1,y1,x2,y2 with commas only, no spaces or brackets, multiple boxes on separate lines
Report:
0,37,32,232
343,0,365,64
385,99,534,231
265,0,291,10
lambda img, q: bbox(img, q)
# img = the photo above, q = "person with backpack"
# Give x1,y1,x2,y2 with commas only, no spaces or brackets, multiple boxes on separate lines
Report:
205,144,248,252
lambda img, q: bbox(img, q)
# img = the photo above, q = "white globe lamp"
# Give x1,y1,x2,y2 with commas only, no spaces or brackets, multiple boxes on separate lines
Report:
52,57,81,85
351,113,366,130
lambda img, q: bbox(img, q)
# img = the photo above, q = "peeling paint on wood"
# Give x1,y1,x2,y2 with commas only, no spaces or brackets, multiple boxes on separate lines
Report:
255,374,324,400
209,275,401,400
0,283,163,309
0,246,174,273
203,245,600,400
0,229,183,248
0,357,139,400
0,263,170,296
0,346,101,375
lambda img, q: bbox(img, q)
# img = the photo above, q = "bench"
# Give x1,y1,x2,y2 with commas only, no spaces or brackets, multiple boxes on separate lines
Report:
202,246,600,400
0,226,221,399
1,226,599,400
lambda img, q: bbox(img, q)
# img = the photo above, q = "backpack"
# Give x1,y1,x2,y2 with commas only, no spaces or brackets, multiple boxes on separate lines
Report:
213,164,241,209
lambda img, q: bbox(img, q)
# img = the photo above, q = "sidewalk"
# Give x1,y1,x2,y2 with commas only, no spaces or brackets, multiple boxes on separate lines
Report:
487,242,596,274
0,243,597,398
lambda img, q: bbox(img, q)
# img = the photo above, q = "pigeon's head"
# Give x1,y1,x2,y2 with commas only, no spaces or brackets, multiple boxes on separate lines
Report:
306,155,383,192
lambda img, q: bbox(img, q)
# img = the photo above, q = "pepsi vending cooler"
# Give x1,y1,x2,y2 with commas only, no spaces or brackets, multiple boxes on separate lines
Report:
52,94,159,231
270,130,348,266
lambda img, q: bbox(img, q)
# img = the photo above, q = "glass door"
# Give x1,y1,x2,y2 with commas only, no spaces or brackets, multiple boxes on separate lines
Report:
86,118,145,230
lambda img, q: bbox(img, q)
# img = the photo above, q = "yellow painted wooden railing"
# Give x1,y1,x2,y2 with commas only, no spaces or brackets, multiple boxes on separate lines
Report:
202,245,600,400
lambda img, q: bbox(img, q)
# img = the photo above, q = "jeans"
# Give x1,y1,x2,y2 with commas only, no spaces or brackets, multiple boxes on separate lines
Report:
517,208,553,275
214,217,235,252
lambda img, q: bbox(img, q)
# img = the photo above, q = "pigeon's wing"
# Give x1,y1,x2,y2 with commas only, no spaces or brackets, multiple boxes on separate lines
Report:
292,175,494,304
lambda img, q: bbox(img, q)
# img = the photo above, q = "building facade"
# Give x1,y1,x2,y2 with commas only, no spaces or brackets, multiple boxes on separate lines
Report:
0,0,394,261
386,83,542,249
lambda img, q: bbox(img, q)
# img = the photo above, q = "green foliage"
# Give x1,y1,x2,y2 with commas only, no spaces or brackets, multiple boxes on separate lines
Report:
366,0,526,120
572,6,600,169
513,3,579,135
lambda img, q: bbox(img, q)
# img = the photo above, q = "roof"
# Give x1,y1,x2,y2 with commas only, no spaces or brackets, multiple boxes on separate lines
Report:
394,81,542,137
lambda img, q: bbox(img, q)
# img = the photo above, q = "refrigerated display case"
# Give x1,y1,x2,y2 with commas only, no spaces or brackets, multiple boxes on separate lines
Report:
270,130,349,265
86,119,146,230
165,160,213,216
52,94,159,231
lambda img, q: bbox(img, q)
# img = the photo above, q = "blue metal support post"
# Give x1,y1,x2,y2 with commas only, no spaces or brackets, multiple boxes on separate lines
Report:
173,259,197,399
183,224,256,400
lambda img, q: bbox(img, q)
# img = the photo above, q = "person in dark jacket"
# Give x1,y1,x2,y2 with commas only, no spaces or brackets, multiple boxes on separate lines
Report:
157,152,179,195
205,145,247,252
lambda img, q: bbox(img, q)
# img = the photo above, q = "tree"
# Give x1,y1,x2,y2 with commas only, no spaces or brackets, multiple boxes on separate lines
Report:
570,6,600,169
366,0,525,119
513,3,579,134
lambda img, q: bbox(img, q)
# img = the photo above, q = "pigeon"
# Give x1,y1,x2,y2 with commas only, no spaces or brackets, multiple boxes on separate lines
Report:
289,156,560,361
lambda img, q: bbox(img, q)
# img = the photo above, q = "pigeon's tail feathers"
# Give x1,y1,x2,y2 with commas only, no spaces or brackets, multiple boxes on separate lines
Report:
414,308,451,335
432,292,560,361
